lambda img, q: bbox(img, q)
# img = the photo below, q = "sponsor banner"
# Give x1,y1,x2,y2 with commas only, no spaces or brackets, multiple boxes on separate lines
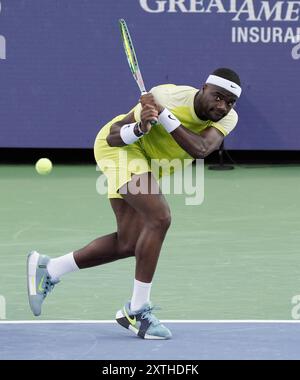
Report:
0,0,299,149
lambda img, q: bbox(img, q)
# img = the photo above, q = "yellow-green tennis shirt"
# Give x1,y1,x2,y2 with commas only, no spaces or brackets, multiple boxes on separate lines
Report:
133,84,238,164
94,84,238,198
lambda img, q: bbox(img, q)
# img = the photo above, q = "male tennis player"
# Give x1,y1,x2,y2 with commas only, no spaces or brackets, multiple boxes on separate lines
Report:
27,68,242,340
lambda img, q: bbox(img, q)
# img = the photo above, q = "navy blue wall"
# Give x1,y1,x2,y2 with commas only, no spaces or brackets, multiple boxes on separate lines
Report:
0,0,299,149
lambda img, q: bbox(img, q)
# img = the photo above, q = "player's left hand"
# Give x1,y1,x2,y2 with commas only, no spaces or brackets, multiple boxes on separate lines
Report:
140,104,158,134
140,93,164,114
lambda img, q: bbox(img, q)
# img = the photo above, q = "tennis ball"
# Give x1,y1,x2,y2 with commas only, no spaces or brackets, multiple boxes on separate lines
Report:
35,158,53,175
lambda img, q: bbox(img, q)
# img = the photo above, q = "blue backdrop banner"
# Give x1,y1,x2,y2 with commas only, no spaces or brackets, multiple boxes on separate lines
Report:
0,0,299,149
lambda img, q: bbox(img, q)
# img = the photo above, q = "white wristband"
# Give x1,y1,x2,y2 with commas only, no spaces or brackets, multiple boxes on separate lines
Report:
120,123,142,145
158,108,181,133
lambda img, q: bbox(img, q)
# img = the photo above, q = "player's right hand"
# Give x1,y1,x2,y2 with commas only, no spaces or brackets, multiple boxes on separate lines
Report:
140,104,158,134
140,93,164,114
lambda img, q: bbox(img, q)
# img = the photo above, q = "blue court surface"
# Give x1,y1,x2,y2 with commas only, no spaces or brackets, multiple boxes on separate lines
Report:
1,321,300,360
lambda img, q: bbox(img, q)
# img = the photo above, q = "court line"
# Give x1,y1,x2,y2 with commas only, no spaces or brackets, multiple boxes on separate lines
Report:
0,320,300,324
13,223,40,240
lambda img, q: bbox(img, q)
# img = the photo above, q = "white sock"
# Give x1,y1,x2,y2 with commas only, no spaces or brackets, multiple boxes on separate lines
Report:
130,279,152,312
47,252,79,281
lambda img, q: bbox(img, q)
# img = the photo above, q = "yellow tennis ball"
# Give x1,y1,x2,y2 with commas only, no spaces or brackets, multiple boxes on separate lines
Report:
35,158,53,175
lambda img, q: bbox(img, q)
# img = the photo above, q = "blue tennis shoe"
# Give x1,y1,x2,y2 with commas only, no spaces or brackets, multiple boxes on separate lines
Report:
116,302,172,340
27,251,59,316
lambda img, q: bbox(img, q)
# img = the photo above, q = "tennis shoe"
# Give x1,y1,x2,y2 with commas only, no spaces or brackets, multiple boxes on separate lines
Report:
116,302,172,340
27,251,59,316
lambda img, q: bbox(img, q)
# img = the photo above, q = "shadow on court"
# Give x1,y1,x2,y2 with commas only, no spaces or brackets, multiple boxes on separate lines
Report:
0,322,300,360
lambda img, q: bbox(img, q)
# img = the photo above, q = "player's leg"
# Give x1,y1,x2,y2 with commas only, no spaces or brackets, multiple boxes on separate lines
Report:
116,172,172,339
121,172,171,283
27,198,143,316
73,198,144,268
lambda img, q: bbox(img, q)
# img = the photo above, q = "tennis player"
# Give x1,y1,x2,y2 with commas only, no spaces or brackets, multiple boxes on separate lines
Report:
27,68,242,340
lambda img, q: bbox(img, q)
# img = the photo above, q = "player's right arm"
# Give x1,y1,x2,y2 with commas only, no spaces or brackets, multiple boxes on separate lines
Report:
106,104,158,147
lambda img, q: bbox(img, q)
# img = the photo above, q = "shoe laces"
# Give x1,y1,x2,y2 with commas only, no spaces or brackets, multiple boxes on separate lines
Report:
141,305,161,327
42,276,59,298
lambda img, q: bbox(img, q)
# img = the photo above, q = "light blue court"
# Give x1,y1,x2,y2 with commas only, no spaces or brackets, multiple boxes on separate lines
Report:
1,321,300,360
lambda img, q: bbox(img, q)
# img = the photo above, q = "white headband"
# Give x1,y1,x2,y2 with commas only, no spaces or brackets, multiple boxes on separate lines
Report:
206,75,242,98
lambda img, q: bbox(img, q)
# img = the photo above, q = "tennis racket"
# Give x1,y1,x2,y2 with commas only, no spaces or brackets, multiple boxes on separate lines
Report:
119,19,157,125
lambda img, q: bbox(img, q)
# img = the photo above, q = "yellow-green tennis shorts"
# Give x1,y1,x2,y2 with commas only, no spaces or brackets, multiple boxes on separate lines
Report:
94,116,151,199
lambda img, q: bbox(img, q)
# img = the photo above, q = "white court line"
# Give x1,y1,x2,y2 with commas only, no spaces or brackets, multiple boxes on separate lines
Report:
0,320,300,324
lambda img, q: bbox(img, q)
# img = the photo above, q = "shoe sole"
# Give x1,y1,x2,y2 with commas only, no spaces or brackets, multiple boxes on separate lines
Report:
26,251,40,316
115,309,170,340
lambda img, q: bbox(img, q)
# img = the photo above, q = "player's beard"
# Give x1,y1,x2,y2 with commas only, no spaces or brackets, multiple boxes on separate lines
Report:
208,108,226,122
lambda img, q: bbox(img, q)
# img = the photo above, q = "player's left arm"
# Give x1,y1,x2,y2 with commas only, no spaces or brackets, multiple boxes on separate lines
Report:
170,126,224,159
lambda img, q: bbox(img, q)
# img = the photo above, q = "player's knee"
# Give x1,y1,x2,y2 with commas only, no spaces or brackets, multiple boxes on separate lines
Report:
147,209,171,232
117,242,136,259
